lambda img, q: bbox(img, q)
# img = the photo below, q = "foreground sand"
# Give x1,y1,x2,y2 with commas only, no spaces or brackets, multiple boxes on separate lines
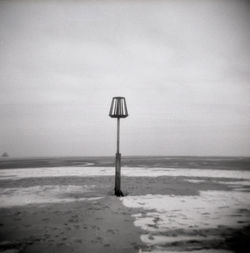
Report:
0,196,142,253
0,167,250,253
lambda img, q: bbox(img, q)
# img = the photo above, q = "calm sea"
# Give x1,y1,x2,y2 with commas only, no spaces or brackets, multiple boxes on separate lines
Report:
0,156,249,171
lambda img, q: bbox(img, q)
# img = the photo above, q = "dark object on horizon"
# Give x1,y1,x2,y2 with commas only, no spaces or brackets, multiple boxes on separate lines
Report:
1,152,9,158
109,97,128,196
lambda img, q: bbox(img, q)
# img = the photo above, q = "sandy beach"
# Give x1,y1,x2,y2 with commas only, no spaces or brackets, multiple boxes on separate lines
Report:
0,158,250,253
1,0,250,252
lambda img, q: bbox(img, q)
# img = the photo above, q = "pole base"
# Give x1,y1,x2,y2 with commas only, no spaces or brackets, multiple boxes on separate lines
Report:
114,152,122,196
114,188,124,197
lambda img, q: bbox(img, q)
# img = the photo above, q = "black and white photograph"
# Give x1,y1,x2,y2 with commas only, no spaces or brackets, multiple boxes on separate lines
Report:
0,0,250,252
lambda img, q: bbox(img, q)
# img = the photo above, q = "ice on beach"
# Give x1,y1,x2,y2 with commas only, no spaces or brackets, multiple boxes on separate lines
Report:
1,167,250,180
0,185,102,207
122,190,250,252
122,167,250,180
185,179,208,183
139,234,235,253
186,178,250,186
140,234,220,245
122,191,250,231
139,249,233,253
0,167,114,180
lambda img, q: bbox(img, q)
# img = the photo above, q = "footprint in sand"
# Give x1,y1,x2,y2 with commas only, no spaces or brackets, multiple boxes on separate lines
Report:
96,236,103,243
43,233,50,239
56,242,65,247
106,229,115,235
237,220,246,224
74,239,82,244
95,217,103,220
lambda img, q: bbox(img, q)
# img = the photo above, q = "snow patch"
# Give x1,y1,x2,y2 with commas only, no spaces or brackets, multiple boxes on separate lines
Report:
1,167,250,180
122,191,250,231
0,185,102,207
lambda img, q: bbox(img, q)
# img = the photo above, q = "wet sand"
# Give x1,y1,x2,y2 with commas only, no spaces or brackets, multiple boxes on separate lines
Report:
0,174,144,253
0,196,142,253
0,165,250,253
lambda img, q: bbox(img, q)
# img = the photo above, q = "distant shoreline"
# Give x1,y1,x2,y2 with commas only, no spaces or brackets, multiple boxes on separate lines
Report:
1,155,250,159
0,156,249,170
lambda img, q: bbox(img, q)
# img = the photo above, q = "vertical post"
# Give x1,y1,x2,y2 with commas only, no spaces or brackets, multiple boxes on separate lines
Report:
117,117,120,153
115,118,123,196
109,96,127,197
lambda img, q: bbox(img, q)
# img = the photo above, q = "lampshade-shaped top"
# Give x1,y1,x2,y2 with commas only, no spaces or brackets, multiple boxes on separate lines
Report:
109,97,128,118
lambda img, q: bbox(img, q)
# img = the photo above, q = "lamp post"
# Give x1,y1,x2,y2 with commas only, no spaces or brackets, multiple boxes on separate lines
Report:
109,97,128,196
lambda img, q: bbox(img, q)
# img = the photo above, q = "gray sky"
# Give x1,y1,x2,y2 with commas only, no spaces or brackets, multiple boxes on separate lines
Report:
0,0,250,157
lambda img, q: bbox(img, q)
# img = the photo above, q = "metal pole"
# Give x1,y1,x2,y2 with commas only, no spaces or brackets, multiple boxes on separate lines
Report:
115,118,122,196
117,117,120,153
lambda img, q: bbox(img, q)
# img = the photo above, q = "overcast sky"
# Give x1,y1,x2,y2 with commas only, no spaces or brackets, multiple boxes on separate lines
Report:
0,0,250,157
